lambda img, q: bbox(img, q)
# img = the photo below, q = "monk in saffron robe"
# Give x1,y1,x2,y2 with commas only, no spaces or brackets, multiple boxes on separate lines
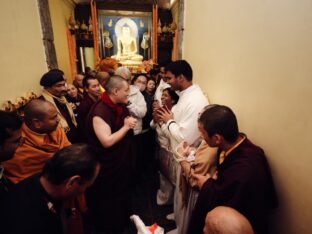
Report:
4,99,70,184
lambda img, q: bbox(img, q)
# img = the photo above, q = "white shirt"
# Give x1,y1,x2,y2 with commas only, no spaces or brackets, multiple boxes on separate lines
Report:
150,120,171,150
165,84,209,145
127,85,147,135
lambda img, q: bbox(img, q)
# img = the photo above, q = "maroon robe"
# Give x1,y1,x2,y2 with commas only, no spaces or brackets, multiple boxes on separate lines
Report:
187,136,278,234
84,100,136,232
77,93,96,141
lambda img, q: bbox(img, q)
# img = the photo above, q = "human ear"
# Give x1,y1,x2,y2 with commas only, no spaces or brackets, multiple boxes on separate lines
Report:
66,175,81,190
178,74,184,80
32,118,41,129
112,87,119,95
214,134,222,145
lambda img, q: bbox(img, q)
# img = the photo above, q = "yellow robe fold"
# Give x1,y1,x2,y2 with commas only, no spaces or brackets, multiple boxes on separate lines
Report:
4,123,71,184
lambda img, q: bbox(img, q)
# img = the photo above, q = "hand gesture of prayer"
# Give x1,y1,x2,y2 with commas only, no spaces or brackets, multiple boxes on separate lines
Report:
94,115,137,148
152,109,161,124
156,105,174,123
124,116,137,129
192,171,218,190
152,100,160,110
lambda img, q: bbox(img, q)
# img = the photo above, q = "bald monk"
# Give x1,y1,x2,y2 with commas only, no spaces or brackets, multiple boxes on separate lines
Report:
4,99,70,184
203,206,254,234
96,71,111,92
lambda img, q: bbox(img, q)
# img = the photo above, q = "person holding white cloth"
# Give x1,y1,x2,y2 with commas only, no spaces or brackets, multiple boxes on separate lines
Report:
157,60,209,234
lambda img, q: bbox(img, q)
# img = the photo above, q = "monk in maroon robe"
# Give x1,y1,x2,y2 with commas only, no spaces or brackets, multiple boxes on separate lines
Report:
188,105,278,234
85,75,137,233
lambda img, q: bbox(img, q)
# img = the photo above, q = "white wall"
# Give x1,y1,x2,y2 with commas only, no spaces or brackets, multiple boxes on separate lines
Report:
0,0,47,104
184,1,312,233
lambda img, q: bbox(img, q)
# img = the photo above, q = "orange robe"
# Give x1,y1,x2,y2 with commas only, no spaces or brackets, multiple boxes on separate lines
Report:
4,123,71,184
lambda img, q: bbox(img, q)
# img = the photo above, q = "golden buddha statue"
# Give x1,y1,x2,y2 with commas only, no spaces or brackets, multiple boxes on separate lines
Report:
112,25,143,62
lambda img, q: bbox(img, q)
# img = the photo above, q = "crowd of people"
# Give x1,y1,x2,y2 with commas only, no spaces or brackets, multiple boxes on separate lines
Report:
0,59,278,234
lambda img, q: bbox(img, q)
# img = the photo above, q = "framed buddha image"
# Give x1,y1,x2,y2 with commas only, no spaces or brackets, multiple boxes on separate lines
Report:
97,10,152,66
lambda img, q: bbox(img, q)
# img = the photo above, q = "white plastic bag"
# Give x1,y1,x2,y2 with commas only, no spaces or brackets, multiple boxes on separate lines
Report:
130,215,164,234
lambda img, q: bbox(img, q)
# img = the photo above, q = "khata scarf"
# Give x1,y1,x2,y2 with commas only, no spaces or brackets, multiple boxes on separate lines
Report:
101,92,125,125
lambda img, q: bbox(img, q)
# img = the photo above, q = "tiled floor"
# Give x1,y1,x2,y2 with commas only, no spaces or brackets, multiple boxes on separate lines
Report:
129,171,176,233
85,168,176,234
85,141,176,234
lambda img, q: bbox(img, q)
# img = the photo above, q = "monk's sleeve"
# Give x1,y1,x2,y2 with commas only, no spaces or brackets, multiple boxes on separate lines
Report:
187,159,253,234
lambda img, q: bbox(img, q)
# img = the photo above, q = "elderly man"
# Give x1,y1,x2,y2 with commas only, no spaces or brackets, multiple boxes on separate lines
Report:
188,105,278,234
4,99,70,184
115,66,147,135
0,111,22,199
85,75,137,233
40,69,79,143
0,144,100,234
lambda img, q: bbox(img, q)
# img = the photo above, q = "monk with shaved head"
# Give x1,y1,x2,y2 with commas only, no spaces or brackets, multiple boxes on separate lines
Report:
96,71,110,88
85,75,137,233
24,99,61,133
4,99,70,184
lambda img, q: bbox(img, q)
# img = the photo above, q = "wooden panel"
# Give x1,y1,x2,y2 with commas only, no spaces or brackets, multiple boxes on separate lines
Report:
37,0,58,69
96,0,153,11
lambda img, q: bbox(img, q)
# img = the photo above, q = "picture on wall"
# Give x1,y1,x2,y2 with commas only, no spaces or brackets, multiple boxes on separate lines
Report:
97,10,152,61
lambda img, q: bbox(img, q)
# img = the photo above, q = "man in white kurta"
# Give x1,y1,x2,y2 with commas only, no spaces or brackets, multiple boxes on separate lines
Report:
157,60,209,234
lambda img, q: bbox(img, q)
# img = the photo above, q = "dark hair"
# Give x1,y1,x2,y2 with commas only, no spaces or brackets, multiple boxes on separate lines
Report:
198,105,239,143
85,67,92,74
163,88,179,105
149,68,160,77
147,77,156,84
40,70,65,87
82,75,97,89
165,60,193,81
42,144,100,185
0,111,22,144
131,73,148,85
76,72,85,77
49,69,64,75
